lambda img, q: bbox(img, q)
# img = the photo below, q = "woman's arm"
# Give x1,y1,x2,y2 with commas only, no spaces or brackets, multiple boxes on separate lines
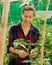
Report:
9,47,28,58
9,47,19,55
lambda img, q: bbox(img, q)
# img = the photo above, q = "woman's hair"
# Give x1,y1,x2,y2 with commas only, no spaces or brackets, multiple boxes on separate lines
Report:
22,4,35,16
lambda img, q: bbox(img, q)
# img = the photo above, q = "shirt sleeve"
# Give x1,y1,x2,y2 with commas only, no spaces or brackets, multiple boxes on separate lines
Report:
31,28,40,49
7,26,14,53
34,28,40,42
30,27,40,43
35,28,40,42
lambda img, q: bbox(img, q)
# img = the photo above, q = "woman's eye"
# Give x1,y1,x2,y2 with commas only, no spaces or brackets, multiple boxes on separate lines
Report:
25,16,32,18
29,17,32,18
25,16,28,18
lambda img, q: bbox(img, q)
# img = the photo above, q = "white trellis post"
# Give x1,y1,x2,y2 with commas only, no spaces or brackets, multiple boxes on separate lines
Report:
0,0,10,65
40,0,50,65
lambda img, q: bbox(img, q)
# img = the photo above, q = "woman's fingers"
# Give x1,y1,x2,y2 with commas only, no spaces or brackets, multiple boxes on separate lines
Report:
30,53,34,58
18,50,28,58
30,49,34,54
30,49,34,58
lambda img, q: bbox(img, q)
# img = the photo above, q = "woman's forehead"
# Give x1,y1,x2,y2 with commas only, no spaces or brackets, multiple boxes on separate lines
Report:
22,10,34,16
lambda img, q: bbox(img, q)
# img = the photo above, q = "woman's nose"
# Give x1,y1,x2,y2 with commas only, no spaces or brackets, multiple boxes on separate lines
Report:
27,18,30,21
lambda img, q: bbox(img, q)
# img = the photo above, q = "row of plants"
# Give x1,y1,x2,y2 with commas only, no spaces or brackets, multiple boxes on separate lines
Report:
31,16,52,65
4,16,52,65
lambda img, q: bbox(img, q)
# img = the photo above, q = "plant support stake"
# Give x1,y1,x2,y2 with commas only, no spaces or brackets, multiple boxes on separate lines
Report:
40,0,50,65
0,0,10,65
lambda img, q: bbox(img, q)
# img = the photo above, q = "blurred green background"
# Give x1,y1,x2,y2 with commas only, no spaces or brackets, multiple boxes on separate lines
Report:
0,0,52,24
0,0,52,65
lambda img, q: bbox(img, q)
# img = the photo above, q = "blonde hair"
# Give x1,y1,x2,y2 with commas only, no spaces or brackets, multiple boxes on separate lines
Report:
22,4,35,16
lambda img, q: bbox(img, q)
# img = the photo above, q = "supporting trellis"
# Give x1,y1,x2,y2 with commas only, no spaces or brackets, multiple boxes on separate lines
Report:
40,0,50,65
0,0,50,65
0,0,10,65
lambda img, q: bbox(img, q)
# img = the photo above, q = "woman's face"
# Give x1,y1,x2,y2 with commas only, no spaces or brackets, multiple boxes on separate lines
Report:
22,10,34,24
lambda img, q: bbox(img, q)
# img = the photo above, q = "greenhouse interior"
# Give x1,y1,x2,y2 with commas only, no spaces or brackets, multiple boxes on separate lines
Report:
0,0,52,65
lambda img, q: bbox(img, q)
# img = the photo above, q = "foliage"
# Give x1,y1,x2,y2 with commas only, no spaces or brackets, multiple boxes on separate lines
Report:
4,16,52,65
8,39,40,64
31,16,52,65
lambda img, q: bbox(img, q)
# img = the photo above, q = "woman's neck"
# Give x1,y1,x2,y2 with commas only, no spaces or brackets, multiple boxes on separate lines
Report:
21,21,31,36
21,21,30,28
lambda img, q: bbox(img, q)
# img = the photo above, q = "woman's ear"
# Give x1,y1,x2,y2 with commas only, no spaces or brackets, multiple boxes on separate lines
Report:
22,14,23,18
32,16,34,19
22,14,24,20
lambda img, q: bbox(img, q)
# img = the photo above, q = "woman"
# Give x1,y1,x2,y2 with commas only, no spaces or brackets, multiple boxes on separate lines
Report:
7,4,40,65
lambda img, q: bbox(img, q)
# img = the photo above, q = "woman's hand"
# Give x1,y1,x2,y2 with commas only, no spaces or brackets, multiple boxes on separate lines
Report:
30,48,38,58
30,49,34,58
9,47,28,58
17,50,28,58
